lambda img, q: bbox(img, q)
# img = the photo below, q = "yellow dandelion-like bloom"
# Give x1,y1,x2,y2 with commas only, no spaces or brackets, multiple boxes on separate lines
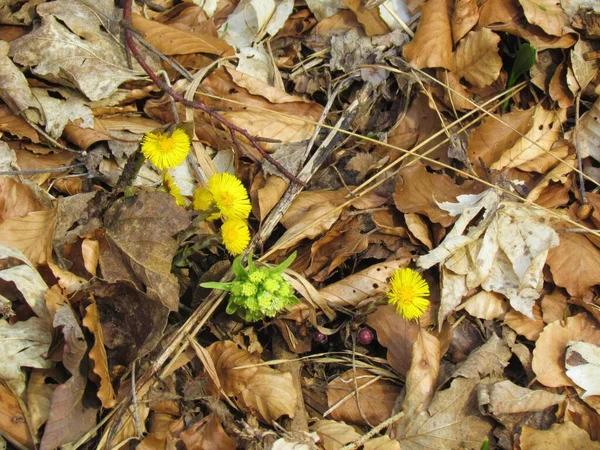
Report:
208,172,252,220
221,218,250,255
387,268,430,321
141,128,190,170
193,187,214,211
163,174,186,207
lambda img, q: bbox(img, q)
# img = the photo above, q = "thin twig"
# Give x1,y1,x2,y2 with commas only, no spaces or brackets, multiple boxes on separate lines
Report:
131,361,143,438
121,0,304,185
340,410,405,450
574,92,588,204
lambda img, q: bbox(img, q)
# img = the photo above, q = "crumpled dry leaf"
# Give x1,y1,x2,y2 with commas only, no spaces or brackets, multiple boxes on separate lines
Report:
343,0,389,36
518,0,570,37
575,95,600,161
0,381,34,449
452,333,511,379
453,28,502,88
418,189,559,321
546,232,600,298
532,314,600,388
319,258,409,310
82,300,116,409
394,377,493,449
0,40,41,115
565,341,600,398
403,0,452,69
491,106,566,172
99,192,190,311
326,368,400,425
478,380,565,415
520,421,600,450
310,420,361,450
394,162,480,227
179,413,237,450
363,435,401,450
451,0,479,43
457,291,509,320
504,303,544,341
26,370,56,436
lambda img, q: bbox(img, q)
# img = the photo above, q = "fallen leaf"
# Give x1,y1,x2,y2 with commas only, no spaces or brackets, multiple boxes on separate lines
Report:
398,328,440,420
478,380,565,414
0,208,57,266
452,333,511,379
0,105,39,142
10,1,144,101
206,341,259,396
53,302,87,375
310,420,361,450
82,300,117,409
363,435,401,450
0,381,34,449
520,421,600,449
319,258,410,310
451,0,479,43
404,213,432,249
457,291,509,320
343,0,389,36
547,232,600,298
394,377,493,449
99,192,190,311
394,162,480,227
326,368,400,425
518,0,570,37
403,0,452,69
26,370,57,435
0,40,41,115
575,95,600,161
549,61,577,108
453,28,502,88
563,395,600,441
541,290,568,324
504,303,545,341
532,314,600,388
565,341,600,398
179,413,237,450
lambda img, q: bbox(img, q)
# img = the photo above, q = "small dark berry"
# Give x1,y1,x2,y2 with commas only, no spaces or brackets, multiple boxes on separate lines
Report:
358,327,374,345
313,331,328,344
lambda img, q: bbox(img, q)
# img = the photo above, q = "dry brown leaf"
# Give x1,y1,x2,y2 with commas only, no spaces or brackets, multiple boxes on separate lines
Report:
326,368,400,425
310,420,362,450
26,370,56,435
363,436,401,450
491,106,566,172
452,333,511,379
478,380,565,415
520,421,600,449
453,28,502,88
366,305,420,376
250,173,288,222
99,192,190,311
487,18,576,51
179,414,236,450
526,154,576,203
518,0,570,37
575,95,600,161
206,341,258,397
343,0,389,36
82,300,116,409
399,328,440,420
532,314,600,388
504,303,544,341
238,366,297,423
394,162,480,227
403,0,452,70
81,238,99,277
0,208,56,266
394,377,493,449
132,13,232,56
547,233,600,298
0,177,43,220
541,290,568,324
319,259,409,310
452,0,479,43
549,61,577,108
0,381,35,449
457,291,509,320
404,213,432,249
0,105,39,142
563,395,600,441
565,341,600,398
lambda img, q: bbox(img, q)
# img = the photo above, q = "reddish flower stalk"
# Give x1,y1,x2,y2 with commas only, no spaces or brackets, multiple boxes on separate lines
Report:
121,0,303,185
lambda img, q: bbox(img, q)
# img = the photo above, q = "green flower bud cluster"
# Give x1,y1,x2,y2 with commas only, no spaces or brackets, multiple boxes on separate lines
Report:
201,253,298,322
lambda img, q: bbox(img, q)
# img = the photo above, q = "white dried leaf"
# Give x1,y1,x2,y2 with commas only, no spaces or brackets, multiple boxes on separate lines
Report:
565,341,600,398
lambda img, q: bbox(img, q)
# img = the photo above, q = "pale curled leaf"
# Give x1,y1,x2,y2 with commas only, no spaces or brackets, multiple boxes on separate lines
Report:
310,420,361,450
576,95,600,161
457,291,509,320
453,28,502,88
518,0,570,36
478,380,565,415
565,341,600,398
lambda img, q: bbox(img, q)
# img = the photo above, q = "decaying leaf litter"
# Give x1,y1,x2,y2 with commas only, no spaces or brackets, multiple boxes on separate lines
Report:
0,0,600,448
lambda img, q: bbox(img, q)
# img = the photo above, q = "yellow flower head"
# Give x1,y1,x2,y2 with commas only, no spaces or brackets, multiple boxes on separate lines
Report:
208,172,252,220
221,218,250,255
163,174,186,207
141,128,190,170
387,268,430,321
193,187,214,211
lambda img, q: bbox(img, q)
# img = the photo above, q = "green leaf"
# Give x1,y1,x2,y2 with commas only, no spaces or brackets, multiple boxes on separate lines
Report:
231,256,247,279
481,438,489,450
508,43,536,88
272,252,297,274
247,252,257,272
200,281,234,291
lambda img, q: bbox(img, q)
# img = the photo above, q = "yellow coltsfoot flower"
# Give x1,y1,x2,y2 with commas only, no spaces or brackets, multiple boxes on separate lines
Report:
221,218,250,255
387,268,430,320
162,174,186,207
208,172,252,220
141,128,190,170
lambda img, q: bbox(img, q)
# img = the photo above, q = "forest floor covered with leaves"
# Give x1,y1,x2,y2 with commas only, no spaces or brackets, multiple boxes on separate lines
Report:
1,0,600,449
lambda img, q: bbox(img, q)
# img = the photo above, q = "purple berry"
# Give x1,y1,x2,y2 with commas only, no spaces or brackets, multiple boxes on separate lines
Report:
358,327,374,345
313,331,328,344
